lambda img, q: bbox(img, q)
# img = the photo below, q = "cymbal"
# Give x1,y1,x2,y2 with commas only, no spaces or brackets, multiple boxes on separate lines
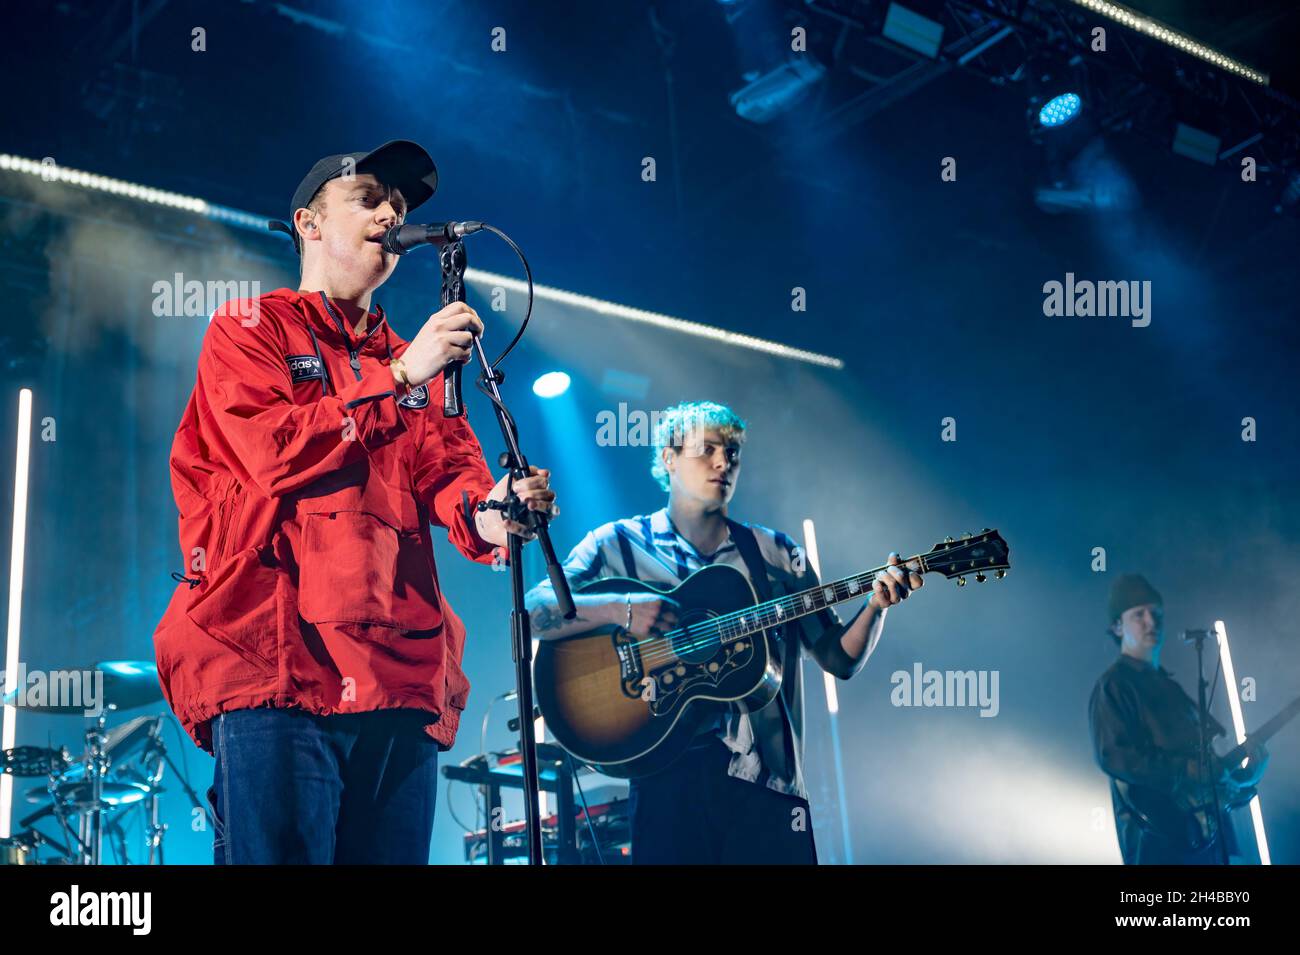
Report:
25,781,151,810
95,661,163,711
0,661,161,714
2,746,70,778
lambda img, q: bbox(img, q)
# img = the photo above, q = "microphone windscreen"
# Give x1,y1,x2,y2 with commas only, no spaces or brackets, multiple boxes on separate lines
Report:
381,223,433,254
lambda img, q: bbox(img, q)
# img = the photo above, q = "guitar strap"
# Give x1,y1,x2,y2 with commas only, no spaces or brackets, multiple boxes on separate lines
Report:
725,519,772,603
726,518,801,782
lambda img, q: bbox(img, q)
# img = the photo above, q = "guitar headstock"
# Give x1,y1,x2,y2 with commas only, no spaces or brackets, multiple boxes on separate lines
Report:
923,529,1010,587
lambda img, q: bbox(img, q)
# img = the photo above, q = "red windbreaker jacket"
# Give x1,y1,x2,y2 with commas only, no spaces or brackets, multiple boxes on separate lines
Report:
152,287,500,754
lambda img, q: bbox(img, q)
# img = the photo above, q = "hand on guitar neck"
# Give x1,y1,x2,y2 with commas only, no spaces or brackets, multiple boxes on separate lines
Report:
1186,741,1270,797
869,552,925,609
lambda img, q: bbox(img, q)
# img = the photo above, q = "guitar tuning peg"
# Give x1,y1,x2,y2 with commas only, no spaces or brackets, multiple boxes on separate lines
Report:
944,536,954,543
981,527,991,533
961,532,971,540
957,576,967,587
975,573,987,583
995,569,1006,579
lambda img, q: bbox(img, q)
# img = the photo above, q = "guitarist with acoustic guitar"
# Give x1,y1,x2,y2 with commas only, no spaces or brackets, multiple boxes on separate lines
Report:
523,400,927,864
1089,574,1270,864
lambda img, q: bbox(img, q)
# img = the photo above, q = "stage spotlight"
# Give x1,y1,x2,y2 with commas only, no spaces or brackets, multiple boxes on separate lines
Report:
532,372,571,399
1038,92,1082,128
1171,122,1221,166
882,3,944,60
729,56,827,124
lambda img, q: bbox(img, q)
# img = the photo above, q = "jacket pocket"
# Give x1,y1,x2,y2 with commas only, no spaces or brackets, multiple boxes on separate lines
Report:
183,546,279,672
298,510,438,629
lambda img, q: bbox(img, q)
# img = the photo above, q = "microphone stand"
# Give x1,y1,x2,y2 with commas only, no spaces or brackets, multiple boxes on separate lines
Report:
438,238,576,866
1188,629,1231,865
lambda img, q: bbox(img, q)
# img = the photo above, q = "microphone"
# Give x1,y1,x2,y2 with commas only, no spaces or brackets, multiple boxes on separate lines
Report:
381,221,484,255
383,220,485,417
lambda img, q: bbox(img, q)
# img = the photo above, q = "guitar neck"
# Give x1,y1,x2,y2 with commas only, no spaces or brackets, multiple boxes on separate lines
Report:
704,530,1009,644
1220,694,1300,766
721,563,903,641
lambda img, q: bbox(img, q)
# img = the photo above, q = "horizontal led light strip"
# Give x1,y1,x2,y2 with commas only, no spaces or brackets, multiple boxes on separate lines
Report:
475,273,845,369
0,154,844,370
0,154,276,231
1071,0,1269,86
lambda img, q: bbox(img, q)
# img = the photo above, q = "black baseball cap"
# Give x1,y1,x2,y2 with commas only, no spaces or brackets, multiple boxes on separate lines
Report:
267,139,439,252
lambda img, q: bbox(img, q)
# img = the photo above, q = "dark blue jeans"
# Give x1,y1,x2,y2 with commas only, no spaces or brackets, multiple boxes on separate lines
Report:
628,739,818,864
208,707,440,865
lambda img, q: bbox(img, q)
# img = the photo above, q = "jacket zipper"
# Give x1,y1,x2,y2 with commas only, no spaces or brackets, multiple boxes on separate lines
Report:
211,499,231,569
318,291,385,382
210,494,244,569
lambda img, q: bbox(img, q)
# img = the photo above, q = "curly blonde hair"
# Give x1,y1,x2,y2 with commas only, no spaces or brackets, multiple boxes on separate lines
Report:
650,401,747,491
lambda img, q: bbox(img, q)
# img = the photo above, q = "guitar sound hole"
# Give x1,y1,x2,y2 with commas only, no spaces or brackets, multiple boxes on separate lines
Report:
670,609,722,666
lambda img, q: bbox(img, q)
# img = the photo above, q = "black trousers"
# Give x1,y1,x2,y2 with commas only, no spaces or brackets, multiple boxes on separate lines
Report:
628,739,818,865
1118,817,1228,865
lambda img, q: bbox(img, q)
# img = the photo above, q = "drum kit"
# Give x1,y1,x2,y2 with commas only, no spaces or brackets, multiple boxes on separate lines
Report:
0,660,203,865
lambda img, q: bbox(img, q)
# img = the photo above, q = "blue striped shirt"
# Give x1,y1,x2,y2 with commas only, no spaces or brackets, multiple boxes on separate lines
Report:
528,507,854,799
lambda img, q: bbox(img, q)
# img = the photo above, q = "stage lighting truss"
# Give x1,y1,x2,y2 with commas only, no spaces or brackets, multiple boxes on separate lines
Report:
796,0,1300,193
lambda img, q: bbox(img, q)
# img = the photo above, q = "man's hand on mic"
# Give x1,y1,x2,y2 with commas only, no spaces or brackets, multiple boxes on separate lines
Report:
476,467,558,544
395,302,484,386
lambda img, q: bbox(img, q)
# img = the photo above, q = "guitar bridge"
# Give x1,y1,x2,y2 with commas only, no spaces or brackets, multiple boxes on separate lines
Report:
613,628,645,698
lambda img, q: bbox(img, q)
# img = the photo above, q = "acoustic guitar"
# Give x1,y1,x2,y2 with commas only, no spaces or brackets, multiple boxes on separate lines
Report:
534,529,1011,777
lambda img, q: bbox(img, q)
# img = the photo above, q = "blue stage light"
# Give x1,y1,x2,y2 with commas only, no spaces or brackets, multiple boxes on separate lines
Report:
532,372,571,398
1039,93,1082,128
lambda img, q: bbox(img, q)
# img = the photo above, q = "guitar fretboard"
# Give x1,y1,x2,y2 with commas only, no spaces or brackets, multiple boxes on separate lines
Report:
660,531,1008,652
682,566,894,647
1220,694,1300,766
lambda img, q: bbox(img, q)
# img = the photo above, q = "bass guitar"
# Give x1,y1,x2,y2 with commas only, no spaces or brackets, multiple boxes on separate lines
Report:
1116,693,1300,850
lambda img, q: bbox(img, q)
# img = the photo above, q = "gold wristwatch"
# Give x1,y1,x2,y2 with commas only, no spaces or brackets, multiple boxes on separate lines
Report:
390,358,413,395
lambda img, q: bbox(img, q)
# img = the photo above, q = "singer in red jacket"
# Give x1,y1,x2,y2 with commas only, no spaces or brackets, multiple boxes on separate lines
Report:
152,141,557,864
